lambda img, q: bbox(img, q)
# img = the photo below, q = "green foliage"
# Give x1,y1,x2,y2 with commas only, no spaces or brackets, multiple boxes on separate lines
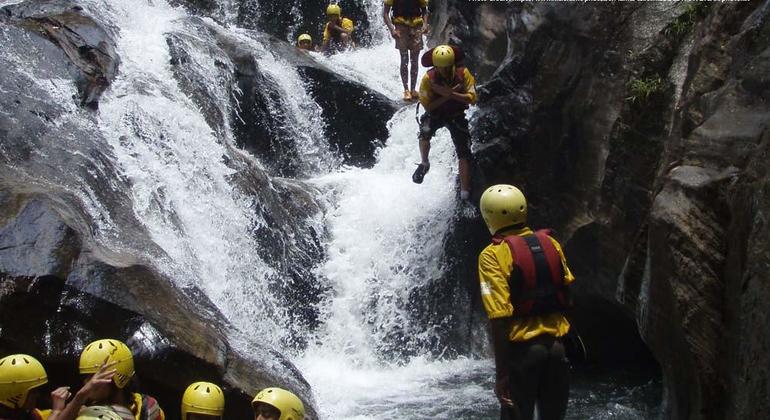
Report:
665,2,711,36
626,76,664,104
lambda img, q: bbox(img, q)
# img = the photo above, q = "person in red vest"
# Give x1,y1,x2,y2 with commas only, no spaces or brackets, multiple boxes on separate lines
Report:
383,0,429,101
413,45,476,201
478,185,574,420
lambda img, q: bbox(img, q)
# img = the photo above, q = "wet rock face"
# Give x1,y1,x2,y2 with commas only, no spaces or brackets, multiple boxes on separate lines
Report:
467,1,770,418
430,1,510,81
1,0,119,109
298,65,399,168
166,18,397,174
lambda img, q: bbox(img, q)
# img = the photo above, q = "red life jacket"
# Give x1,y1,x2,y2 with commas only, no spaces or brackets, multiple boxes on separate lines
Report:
493,229,570,318
392,0,424,19
426,66,469,117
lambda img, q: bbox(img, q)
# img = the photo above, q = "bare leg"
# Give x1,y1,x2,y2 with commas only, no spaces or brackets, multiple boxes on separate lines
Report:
400,50,409,92
459,158,471,194
340,33,351,49
419,137,431,165
409,49,419,93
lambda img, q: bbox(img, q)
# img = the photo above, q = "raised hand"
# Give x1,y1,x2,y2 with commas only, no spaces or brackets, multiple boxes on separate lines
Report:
50,387,71,411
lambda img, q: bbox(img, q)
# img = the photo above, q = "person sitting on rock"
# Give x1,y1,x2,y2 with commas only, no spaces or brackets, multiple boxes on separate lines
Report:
321,4,355,54
296,34,314,52
181,382,224,420
50,339,165,420
0,354,66,420
75,406,123,420
383,0,429,101
478,185,574,420
251,388,304,420
412,45,477,201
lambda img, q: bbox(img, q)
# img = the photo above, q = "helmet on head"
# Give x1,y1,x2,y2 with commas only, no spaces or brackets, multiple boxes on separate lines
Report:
252,388,304,420
182,382,225,419
0,354,48,409
480,184,528,235
76,406,123,420
326,4,341,16
79,339,134,389
297,34,312,43
432,45,455,68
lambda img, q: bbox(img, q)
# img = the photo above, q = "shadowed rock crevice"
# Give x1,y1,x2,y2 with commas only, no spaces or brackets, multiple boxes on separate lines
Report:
465,1,770,418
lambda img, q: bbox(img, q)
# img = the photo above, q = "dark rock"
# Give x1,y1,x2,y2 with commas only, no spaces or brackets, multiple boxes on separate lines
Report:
463,0,770,418
166,18,398,173
429,0,511,81
1,0,119,109
298,65,399,168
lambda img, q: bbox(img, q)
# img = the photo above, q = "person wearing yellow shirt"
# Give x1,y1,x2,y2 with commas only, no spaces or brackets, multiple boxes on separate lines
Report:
413,45,476,201
478,185,573,420
321,4,354,54
383,0,429,101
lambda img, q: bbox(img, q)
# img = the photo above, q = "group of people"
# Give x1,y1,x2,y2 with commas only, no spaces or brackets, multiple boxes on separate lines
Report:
294,2,477,201
0,339,305,420
295,4,355,54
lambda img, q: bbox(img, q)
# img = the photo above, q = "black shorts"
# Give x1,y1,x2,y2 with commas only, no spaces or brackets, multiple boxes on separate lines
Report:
418,113,472,159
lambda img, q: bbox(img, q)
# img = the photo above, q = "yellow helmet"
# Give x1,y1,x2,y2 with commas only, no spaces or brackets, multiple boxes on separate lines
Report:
76,406,124,420
326,3,341,16
79,339,134,389
181,382,225,419
0,354,48,409
480,184,528,235
432,45,455,68
252,388,304,420
297,33,312,43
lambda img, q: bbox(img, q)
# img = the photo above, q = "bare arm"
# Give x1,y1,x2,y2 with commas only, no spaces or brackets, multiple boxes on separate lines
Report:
51,363,116,420
490,317,514,408
383,5,396,34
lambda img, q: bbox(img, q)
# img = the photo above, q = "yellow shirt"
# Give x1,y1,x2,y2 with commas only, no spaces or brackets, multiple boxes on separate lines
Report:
36,409,51,419
323,17,354,42
385,0,428,27
478,227,575,342
418,67,477,110
130,392,165,420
